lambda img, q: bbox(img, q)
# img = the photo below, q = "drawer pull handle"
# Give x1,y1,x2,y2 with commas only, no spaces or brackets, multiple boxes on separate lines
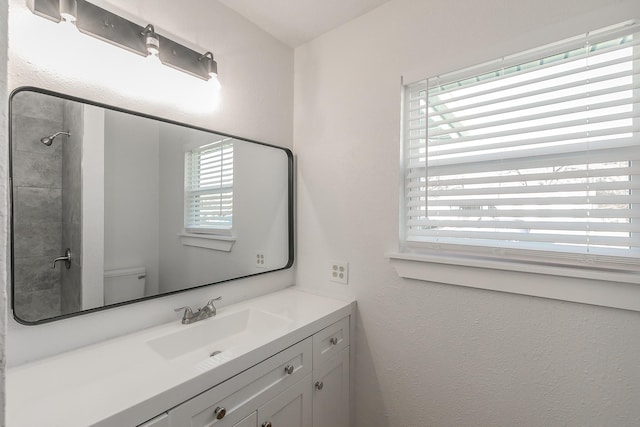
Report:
214,406,226,420
262,422,272,427
330,337,338,345
315,381,324,390
284,364,294,375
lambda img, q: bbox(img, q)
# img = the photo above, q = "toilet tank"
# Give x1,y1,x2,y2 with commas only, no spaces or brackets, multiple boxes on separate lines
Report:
104,267,146,305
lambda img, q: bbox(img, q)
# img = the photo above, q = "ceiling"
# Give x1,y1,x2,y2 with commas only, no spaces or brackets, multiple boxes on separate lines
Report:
217,0,391,48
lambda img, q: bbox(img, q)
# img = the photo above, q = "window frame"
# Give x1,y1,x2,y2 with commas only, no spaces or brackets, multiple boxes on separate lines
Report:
395,21,640,296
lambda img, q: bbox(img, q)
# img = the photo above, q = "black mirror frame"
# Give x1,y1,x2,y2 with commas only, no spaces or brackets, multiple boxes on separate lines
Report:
9,86,294,325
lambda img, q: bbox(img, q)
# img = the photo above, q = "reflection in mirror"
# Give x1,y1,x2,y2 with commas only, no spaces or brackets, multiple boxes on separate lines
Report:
10,88,293,324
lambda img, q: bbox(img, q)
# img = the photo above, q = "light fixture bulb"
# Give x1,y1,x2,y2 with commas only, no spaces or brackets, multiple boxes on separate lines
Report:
208,74,222,91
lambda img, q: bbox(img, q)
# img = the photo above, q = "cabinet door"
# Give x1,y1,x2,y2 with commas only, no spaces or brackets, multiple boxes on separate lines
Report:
258,375,312,427
312,347,349,427
234,411,257,427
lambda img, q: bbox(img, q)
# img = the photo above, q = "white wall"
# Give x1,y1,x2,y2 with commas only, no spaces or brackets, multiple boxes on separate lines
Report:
294,0,640,426
81,105,105,309
5,0,294,367
104,109,160,297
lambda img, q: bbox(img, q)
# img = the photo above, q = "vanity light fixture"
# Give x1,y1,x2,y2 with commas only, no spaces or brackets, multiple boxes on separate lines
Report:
29,0,219,81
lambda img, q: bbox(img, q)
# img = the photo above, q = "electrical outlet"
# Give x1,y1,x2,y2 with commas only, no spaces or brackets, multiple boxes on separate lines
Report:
255,252,266,269
330,261,349,284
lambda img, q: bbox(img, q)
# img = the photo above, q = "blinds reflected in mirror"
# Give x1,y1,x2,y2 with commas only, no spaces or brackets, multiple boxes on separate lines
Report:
184,138,234,233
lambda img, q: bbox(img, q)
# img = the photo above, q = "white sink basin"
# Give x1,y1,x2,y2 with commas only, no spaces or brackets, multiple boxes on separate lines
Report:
147,308,292,360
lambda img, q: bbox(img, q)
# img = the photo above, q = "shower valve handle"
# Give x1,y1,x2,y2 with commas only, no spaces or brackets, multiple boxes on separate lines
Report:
52,248,72,270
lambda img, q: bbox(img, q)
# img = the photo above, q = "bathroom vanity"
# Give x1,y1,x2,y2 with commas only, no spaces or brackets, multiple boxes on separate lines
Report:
7,288,354,427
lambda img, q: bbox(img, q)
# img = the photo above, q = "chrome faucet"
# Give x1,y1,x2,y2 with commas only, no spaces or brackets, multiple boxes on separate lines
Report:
175,296,222,324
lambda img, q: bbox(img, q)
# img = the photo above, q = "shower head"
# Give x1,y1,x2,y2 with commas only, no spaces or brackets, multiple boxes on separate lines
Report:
40,131,70,146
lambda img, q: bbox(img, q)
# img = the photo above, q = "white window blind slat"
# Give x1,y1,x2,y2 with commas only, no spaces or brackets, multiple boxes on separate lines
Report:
428,111,635,147
407,230,640,247
402,23,640,269
184,138,234,233
429,81,640,130
417,163,640,183
426,144,640,177
428,50,640,110
430,138,636,165
410,220,640,233
406,208,637,220
429,93,640,138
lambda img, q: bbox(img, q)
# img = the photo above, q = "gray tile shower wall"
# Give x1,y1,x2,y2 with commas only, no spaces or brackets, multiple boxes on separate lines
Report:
61,100,83,315
11,91,65,321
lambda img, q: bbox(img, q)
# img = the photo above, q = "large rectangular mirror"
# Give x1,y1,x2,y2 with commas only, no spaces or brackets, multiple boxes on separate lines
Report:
10,87,293,324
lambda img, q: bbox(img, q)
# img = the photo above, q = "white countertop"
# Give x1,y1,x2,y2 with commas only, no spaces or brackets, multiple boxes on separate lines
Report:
7,287,354,427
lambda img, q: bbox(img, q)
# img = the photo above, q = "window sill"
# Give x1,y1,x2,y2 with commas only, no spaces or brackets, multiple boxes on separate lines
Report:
179,233,235,252
387,251,640,312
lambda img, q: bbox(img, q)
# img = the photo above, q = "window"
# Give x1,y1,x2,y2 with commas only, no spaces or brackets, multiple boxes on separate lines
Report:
184,138,233,234
402,22,640,272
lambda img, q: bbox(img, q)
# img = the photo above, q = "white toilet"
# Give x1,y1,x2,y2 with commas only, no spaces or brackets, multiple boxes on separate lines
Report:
103,267,147,305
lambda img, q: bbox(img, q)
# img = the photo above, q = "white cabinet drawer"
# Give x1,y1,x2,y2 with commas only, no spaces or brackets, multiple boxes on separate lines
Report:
169,338,312,427
313,317,349,367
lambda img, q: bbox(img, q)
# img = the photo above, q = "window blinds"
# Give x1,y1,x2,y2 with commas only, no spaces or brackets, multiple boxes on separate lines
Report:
184,139,233,232
403,23,640,268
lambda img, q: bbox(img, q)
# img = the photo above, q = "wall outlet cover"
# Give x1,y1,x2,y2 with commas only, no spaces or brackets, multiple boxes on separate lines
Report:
255,251,266,269
330,261,349,284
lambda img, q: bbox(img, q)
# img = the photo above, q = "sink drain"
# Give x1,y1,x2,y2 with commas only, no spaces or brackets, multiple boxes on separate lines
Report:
210,351,222,357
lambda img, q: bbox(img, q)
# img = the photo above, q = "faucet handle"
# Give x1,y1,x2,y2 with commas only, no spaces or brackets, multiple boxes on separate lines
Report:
174,306,194,324
204,296,222,315
208,296,222,304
